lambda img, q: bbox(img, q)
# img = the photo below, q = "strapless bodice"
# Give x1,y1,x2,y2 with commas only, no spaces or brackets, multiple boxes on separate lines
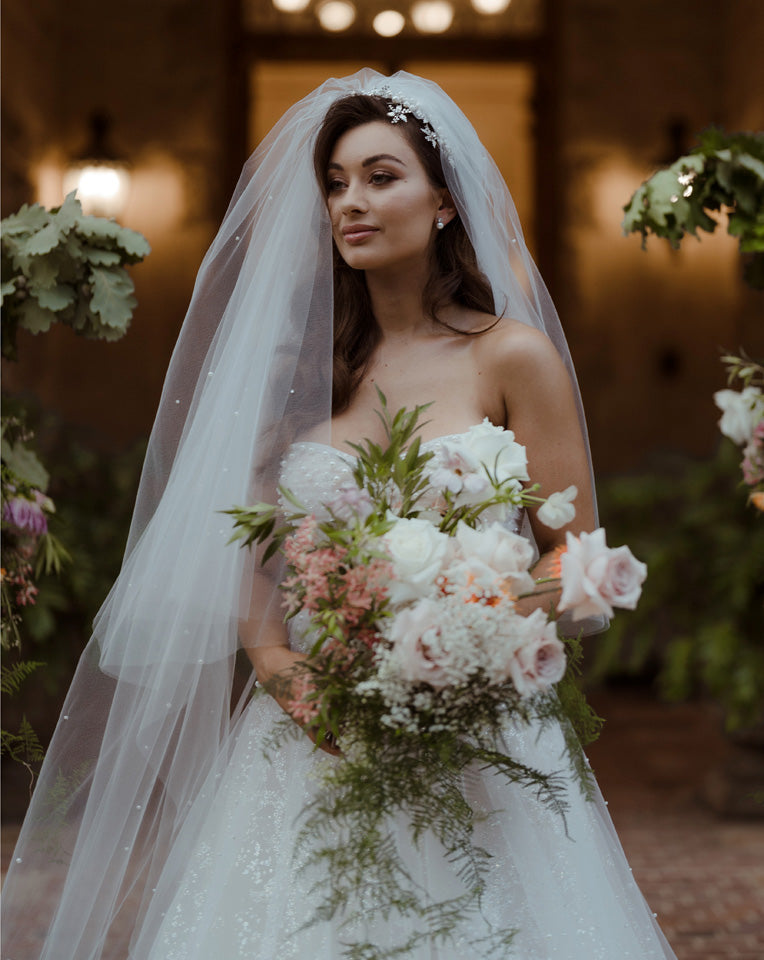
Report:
279,434,469,520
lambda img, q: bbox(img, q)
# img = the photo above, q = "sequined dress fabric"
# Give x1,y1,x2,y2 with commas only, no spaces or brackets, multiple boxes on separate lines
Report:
143,437,676,960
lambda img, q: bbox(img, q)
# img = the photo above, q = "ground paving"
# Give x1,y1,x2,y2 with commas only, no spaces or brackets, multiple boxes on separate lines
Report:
3,685,763,958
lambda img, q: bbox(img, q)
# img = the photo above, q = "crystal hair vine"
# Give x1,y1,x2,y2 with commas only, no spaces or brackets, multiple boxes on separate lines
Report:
363,84,454,164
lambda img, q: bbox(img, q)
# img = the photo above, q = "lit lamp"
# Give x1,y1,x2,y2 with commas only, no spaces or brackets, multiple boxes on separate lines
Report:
63,112,131,218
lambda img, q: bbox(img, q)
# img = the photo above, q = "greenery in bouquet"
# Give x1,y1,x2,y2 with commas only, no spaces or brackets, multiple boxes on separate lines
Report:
1,191,151,361
226,395,646,958
622,129,764,289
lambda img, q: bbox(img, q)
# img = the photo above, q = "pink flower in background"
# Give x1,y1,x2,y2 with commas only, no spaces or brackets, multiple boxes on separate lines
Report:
558,528,647,621
741,420,764,487
3,491,49,535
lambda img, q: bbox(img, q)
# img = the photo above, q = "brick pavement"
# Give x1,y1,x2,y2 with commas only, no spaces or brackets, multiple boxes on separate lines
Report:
586,687,764,960
3,686,763,959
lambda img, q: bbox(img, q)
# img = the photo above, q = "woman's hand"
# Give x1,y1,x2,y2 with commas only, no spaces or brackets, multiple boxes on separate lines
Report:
243,641,341,755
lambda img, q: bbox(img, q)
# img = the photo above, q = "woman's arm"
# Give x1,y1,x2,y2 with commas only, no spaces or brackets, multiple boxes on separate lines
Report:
489,322,596,617
239,573,340,754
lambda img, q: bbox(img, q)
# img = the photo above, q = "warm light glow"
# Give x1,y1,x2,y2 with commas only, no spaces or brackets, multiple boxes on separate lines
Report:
272,0,311,10
63,162,130,217
470,0,511,12
373,9,405,35
316,0,356,30
410,0,453,33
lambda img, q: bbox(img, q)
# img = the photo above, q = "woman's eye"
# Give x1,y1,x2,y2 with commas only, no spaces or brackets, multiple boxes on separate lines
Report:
370,172,395,186
327,179,346,193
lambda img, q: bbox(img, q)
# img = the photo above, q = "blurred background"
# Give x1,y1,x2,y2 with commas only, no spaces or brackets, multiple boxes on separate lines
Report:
2,2,763,954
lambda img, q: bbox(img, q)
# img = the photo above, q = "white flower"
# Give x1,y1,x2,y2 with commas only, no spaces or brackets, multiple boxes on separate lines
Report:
428,442,489,502
382,516,451,604
714,386,764,445
386,599,451,689
453,522,535,595
505,610,567,696
537,486,577,529
328,482,374,522
462,419,529,487
558,528,647,621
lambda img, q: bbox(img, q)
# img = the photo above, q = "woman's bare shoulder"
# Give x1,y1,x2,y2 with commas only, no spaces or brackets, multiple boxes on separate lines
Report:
474,317,564,381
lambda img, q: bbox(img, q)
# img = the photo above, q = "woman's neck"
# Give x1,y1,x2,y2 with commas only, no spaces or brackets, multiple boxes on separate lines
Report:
365,262,432,338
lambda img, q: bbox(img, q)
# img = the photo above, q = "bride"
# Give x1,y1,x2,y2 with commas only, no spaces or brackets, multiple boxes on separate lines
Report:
1,71,676,959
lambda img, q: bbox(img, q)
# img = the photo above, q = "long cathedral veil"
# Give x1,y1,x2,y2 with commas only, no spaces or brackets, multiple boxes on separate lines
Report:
1,69,599,959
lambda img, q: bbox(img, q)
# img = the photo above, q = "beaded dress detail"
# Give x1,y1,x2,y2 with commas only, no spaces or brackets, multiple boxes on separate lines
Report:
141,437,676,960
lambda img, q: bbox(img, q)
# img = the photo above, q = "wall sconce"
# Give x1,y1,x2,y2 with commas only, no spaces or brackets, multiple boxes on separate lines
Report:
63,112,131,218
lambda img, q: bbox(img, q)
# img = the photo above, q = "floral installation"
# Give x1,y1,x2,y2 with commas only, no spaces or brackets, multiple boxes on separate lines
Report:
1,416,69,651
226,394,646,958
714,353,764,511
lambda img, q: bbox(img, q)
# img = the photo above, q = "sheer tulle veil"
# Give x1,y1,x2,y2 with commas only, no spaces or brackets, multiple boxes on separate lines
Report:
1,69,599,958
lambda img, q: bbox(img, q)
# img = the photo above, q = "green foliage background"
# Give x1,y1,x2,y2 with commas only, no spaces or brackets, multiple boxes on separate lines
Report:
593,443,764,730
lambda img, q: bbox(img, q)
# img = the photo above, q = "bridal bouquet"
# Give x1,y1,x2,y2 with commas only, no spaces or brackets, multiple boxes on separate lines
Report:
227,396,646,958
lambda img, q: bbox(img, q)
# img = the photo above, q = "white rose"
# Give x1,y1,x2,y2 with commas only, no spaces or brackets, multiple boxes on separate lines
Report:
714,387,764,445
558,528,647,621
462,420,529,487
537,486,577,529
454,522,535,595
387,599,451,689
504,610,567,695
383,516,451,604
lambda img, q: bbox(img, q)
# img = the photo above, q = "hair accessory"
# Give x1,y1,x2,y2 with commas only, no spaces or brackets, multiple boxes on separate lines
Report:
371,82,450,160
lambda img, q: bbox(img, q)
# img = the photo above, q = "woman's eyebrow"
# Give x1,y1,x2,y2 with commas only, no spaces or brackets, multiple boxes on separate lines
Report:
327,153,407,172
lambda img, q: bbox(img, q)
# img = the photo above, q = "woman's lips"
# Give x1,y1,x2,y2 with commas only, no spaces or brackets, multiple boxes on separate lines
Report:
342,225,378,243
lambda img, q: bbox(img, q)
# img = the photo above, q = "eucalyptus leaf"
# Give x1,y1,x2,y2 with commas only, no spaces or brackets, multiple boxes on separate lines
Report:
31,283,75,312
52,192,82,235
77,216,123,241
118,228,151,259
89,266,136,329
17,298,58,335
82,247,121,266
27,254,62,289
1,203,48,237
1,438,50,490
1,280,16,302
20,222,60,258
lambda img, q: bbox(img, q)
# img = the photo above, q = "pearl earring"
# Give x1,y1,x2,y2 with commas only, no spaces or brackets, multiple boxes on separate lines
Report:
436,217,445,230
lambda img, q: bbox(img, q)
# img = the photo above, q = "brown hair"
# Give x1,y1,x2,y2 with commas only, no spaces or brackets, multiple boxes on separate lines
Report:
313,95,496,414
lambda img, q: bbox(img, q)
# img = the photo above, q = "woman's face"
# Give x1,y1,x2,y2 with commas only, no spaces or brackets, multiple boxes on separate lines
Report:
325,121,446,276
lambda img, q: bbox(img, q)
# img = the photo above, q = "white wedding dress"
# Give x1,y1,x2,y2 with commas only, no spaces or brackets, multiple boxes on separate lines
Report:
140,437,676,960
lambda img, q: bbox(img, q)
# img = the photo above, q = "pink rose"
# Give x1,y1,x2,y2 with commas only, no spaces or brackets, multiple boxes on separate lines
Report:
507,611,567,695
558,528,647,621
387,599,450,689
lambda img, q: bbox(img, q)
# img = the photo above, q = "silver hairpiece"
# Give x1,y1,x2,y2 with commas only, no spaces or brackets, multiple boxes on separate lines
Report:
366,84,453,163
